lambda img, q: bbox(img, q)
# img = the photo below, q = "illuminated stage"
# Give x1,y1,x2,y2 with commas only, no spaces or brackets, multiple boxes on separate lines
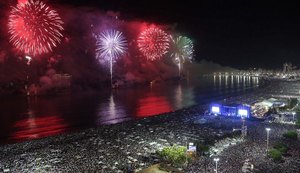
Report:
210,103,251,118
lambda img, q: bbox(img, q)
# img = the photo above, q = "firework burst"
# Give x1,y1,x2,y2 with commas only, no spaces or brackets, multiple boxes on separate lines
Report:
171,36,193,63
8,0,64,56
18,0,28,4
137,27,170,61
171,36,194,77
94,30,127,87
95,30,127,61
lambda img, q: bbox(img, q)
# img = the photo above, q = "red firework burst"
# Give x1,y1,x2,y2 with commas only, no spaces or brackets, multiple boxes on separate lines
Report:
137,27,170,61
8,0,64,56
18,0,28,4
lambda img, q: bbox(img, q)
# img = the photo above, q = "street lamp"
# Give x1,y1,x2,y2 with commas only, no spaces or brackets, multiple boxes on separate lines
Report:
292,112,296,124
266,128,271,155
213,158,220,173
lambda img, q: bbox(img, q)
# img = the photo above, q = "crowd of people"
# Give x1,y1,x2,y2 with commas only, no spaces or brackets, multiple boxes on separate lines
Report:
184,117,299,173
0,106,240,172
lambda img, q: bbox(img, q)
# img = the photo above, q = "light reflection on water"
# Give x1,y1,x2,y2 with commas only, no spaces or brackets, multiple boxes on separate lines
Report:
0,76,262,143
97,94,128,124
136,94,172,117
13,115,66,140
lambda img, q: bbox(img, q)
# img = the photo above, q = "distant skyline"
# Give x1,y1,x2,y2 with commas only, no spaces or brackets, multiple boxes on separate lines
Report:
2,0,300,69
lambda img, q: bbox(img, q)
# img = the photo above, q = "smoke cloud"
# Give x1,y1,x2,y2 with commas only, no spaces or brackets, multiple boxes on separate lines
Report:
0,3,235,95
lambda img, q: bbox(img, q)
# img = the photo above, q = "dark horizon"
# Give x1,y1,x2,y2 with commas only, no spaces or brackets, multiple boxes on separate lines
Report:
51,0,300,69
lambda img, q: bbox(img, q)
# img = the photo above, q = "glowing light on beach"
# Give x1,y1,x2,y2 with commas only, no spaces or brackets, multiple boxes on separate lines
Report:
137,27,170,61
8,0,64,56
95,30,127,87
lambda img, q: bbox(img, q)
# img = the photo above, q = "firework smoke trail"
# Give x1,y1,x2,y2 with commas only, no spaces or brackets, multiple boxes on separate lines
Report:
95,30,127,87
25,55,32,65
171,36,193,77
137,27,170,61
8,0,64,56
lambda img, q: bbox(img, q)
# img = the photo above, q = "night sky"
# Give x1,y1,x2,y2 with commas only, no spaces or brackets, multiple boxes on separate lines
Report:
52,0,300,69
3,0,300,69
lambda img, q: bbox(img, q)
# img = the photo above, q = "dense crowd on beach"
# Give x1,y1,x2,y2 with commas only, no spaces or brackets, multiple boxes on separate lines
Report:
0,80,300,173
184,118,299,173
0,107,299,173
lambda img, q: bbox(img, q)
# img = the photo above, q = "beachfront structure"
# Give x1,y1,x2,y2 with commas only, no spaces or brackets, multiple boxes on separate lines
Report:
210,103,251,118
254,98,285,108
251,98,287,119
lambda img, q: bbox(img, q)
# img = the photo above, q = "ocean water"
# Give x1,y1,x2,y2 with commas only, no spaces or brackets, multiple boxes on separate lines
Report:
0,75,263,144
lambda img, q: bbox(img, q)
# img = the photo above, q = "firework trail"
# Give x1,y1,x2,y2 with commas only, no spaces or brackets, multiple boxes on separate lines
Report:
95,30,127,87
171,36,193,77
